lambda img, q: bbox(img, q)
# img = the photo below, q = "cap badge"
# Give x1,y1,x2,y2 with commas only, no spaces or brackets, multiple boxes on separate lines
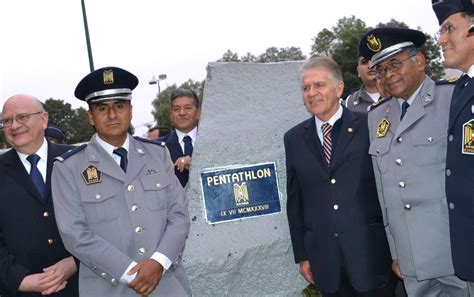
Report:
376,117,390,138
367,34,382,53
82,165,102,185
103,69,114,85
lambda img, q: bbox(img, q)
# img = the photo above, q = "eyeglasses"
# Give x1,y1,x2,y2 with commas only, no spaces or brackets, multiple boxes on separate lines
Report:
375,54,416,78
434,24,456,41
0,111,43,129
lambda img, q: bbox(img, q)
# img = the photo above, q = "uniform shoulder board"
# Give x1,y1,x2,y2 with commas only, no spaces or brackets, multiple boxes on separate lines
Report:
134,136,166,147
436,77,459,85
368,96,391,112
55,144,87,162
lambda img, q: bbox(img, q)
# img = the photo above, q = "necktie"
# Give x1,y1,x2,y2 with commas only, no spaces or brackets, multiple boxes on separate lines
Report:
113,147,128,172
183,136,193,156
27,154,45,201
400,101,410,121
322,123,332,166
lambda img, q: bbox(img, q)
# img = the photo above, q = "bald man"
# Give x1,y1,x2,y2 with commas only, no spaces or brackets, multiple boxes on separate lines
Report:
0,95,78,297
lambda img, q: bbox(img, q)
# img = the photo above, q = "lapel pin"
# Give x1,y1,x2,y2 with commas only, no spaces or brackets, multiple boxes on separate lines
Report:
347,128,353,133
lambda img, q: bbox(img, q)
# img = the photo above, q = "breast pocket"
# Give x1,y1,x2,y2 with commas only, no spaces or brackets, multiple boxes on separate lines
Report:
80,187,119,224
139,173,172,211
369,137,392,175
411,132,447,166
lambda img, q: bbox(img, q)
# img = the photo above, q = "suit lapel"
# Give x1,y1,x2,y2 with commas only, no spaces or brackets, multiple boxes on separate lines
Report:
125,139,146,184
331,108,358,169
3,149,43,203
302,117,327,169
167,132,184,161
449,77,474,129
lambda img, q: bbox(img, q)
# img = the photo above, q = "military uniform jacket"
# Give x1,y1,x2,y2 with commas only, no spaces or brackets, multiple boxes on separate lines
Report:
285,107,393,293
51,135,191,296
445,75,474,281
368,76,455,280
346,86,376,113
0,143,78,297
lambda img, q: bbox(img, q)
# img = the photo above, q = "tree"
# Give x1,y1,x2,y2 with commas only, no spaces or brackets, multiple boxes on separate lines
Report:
43,98,95,144
217,47,306,63
151,80,205,129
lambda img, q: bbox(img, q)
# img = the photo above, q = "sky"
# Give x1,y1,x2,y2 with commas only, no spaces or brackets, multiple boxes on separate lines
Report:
1,0,441,137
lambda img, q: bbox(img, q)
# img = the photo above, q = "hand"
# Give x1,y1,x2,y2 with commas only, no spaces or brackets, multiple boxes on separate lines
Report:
128,259,163,296
392,259,403,280
174,156,192,172
41,256,77,295
299,260,314,285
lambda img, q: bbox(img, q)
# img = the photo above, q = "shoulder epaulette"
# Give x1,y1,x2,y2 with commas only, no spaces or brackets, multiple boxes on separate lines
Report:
436,77,459,85
55,144,87,162
134,136,166,147
368,96,392,112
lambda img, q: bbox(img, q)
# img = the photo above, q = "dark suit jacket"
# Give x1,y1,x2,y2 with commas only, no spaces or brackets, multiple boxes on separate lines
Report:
159,131,189,187
446,77,474,281
284,107,393,293
0,142,78,297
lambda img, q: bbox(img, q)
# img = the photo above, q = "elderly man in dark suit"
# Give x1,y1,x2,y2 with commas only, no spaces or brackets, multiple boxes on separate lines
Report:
284,57,395,297
159,88,200,187
0,94,78,297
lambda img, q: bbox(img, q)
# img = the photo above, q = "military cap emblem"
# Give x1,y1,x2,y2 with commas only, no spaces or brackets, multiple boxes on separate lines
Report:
82,165,102,184
376,118,390,138
367,34,382,52
233,182,249,206
462,120,474,154
103,69,114,85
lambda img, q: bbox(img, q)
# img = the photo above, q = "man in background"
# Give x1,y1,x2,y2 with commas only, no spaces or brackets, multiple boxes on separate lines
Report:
159,88,200,187
0,94,78,297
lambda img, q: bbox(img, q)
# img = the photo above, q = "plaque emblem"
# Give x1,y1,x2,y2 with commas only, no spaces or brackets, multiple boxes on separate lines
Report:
233,182,249,206
462,119,474,154
103,69,114,84
376,118,390,138
367,34,382,52
82,165,102,184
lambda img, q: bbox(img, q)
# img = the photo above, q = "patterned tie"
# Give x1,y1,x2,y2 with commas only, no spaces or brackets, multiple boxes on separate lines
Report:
113,147,128,172
183,136,193,156
322,123,332,166
27,154,45,202
400,101,410,121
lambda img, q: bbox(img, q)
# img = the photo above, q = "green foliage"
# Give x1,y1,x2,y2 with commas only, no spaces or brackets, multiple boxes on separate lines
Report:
43,98,95,144
151,80,205,129
217,47,306,63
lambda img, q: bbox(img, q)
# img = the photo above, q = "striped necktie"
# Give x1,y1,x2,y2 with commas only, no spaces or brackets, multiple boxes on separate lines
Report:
322,123,332,166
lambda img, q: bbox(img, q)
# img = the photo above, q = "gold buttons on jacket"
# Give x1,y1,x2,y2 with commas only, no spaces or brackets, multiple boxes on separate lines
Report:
48,239,54,245
43,212,49,217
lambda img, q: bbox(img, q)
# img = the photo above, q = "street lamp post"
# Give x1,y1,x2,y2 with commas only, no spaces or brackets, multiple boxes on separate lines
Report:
81,0,94,72
149,74,167,98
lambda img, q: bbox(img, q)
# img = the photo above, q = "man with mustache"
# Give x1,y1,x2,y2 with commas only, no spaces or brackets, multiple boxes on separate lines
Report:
367,27,469,296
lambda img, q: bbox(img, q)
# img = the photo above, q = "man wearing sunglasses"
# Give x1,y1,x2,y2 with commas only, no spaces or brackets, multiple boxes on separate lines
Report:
432,0,474,290
0,94,78,296
366,27,469,296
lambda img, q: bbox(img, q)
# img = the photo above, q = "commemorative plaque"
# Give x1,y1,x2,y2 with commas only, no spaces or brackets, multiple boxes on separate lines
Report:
200,162,281,224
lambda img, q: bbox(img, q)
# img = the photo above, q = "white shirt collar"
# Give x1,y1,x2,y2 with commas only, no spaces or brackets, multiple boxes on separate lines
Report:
176,127,198,144
466,65,474,78
17,137,48,164
314,102,343,131
95,134,130,161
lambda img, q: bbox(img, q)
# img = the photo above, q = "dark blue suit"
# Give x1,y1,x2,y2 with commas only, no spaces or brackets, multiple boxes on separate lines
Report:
284,107,393,293
0,142,78,297
445,77,474,281
159,131,189,187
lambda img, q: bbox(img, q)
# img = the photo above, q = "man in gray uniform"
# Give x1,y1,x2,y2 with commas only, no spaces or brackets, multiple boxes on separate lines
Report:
345,31,384,112
51,66,191,296
367,27,470,296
